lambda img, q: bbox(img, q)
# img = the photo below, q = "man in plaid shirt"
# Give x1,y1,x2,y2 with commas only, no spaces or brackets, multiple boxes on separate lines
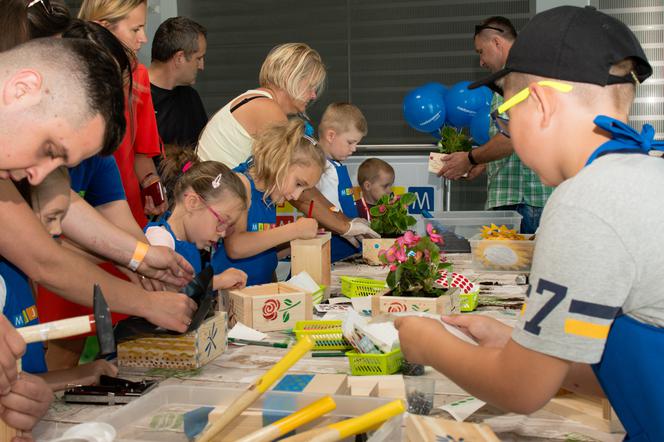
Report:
440,16,553,233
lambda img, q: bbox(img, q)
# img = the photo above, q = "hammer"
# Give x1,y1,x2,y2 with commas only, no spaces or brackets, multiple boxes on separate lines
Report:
0,284,115,439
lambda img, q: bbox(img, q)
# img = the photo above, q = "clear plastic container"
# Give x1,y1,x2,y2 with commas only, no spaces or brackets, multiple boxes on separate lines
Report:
404,376,435,415
469,233,536,273
418,210,523,239
99,384,402,441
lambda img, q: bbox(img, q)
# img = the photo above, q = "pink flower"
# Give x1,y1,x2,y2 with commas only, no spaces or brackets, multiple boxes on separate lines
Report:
402,230,420,247
389,264,398,272
395,246,407,263
427,223,443,244
378,205,387,213
383,247,397,263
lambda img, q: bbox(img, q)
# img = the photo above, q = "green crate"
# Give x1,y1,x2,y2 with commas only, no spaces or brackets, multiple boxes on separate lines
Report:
340,276,388,298
460,291,479,312
293,320,351,351
346,348,403,376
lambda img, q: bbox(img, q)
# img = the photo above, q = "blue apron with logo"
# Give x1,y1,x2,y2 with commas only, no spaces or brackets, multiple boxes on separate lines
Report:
329,159,361,262
212,161,277,286
586,116,664,441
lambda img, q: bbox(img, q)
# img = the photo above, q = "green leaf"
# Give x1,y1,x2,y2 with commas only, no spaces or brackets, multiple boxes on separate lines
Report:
284,298,292,306
283,311,290,323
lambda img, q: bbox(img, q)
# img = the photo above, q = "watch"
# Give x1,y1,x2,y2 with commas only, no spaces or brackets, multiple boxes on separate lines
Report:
468,150,479,166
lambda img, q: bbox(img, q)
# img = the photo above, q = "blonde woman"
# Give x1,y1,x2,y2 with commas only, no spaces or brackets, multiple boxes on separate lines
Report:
79,0,166,226
197,42,326,168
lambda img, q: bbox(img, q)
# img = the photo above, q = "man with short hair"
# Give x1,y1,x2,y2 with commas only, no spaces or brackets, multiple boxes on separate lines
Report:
148,16,208,147
440,16,553,234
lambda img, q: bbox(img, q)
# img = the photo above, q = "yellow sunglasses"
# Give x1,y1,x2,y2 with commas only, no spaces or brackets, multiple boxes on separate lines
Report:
497,80,574,114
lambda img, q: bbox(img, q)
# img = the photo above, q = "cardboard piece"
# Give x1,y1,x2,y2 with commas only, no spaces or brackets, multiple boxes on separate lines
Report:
362,238,397,265
290,233,331,286
118,312,227,370
225,282,312,332
407,415,500,442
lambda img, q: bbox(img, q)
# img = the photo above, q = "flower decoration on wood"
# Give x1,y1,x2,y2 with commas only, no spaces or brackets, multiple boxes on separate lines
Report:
262,298,302,323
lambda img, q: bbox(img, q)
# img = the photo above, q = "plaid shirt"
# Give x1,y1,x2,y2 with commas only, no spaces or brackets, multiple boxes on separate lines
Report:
485,94,554,209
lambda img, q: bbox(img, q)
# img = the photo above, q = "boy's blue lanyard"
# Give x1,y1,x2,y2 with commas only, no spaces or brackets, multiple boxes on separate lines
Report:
584,115,664,167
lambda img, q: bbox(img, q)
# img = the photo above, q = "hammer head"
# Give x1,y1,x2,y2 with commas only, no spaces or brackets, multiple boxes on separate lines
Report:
93,284,116,356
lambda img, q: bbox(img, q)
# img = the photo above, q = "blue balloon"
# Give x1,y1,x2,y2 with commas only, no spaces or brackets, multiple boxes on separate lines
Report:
444,81,493,128
403,85,447,134
421,82,448,100
470,107,491,145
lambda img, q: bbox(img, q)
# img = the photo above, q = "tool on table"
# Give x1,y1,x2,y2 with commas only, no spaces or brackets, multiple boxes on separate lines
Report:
311,351,347,358
196,336,315,442
235,396,336,442
64,375,157,405
229,338,289,348
279,399,405,442
1,285,116,439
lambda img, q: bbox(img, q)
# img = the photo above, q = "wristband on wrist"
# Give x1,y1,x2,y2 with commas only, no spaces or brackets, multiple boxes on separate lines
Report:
128,241,150,271
468,150,479,166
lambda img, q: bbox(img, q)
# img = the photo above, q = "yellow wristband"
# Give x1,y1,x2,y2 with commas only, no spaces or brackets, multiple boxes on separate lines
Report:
128,241,149,271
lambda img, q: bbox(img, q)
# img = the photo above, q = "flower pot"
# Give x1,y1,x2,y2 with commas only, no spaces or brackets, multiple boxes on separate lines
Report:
362,238,398,266
371,288,460,316
428,152,449,174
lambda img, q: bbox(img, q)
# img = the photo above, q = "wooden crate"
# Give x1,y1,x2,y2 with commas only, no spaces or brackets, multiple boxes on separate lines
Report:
291,232,331,286
371,290,458,316
226,282,312,332
117,312,227,370
362,238,397,265
407,415,500,442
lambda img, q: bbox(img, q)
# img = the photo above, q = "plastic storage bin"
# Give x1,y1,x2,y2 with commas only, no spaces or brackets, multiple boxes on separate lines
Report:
293,320,351,351
418,210,523,239
346,348,403,375
340,276,388,298
469,233,536,273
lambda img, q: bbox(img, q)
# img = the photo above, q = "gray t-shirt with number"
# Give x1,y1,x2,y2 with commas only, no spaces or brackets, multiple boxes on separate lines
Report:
512,153,664,364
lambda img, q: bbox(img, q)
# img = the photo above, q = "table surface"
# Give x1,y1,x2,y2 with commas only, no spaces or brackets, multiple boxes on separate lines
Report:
34,254,623,442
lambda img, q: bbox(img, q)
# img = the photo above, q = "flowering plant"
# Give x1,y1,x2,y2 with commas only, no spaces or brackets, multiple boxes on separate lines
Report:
378,224,452,297
369,192,417,237
437,125,472,154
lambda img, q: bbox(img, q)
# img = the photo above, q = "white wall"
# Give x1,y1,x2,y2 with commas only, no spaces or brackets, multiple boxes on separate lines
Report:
535,0,589,12
136,0,178,66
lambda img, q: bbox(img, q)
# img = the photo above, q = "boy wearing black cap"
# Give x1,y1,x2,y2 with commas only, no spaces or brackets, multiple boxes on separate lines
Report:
396,6,664,439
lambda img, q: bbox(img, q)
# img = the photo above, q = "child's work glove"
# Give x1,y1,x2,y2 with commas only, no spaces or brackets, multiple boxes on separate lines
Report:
342,218,380,247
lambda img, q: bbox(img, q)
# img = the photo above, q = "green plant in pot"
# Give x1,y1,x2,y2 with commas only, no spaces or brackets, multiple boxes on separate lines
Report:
428,125,473,175
369,192,417,238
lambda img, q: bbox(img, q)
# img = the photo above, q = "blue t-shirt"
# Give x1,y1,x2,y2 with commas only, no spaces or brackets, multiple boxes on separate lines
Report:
69,155,126,207
0,260,47,373
145,213,205,274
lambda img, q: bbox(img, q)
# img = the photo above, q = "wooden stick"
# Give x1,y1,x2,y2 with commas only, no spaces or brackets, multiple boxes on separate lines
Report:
235,396,336,442
280,399,405,442
196,336,315,442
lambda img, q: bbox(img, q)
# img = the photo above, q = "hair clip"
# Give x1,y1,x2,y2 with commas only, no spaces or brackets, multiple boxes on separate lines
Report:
212,173,222,189
182,161,193,173
302,134,318,146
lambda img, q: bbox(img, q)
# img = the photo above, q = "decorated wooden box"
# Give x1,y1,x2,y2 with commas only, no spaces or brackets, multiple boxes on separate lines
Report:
290,232,331,286
371,288,459,316
226,282,312,332
117,312,227,370
362,238,397,265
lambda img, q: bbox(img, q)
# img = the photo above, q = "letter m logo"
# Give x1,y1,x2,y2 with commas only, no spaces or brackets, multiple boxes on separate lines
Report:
407,187,434,214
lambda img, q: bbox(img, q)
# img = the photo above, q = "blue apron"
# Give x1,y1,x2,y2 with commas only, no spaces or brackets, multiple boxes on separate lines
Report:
0,260,47,374
329,159,361,262
586,116,664,441
212,161,277,286
145,212,204,274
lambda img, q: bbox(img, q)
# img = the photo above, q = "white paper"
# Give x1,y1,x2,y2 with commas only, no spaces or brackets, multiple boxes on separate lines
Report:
439,396,486,421
228,322,267,341
287,271,321,293
351,296,372,314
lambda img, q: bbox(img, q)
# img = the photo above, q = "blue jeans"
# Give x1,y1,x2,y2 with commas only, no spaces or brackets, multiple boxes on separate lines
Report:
493,203,543,234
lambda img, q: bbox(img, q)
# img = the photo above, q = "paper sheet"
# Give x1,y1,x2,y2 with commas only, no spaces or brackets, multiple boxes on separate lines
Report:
228,322,267,341
439,396,486,421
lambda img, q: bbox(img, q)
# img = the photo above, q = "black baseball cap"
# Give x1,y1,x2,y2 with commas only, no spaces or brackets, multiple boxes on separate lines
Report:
469,6,652,91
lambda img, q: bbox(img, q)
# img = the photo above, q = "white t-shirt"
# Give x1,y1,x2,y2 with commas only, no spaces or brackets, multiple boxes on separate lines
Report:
316,159,341,211
512,154,664,364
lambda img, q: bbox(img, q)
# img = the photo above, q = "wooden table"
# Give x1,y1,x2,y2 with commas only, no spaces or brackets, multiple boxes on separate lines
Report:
33,255,623,441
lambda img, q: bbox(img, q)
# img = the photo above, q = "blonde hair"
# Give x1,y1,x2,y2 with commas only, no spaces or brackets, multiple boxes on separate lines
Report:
250,119,326,202
259,43,326,102
357,158,394,186
504,58,638,114
319,102,368,136
78,0,146,25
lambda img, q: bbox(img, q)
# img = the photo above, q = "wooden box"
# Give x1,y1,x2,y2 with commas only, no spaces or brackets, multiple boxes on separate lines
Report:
117,312,227,370
371,290,458,316
290,232,331,286
407,415,500,442
362,238,397,265
226,282,312,332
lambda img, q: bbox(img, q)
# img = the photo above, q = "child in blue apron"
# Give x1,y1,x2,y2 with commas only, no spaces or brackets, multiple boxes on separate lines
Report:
146,151,248,291
394,7,664,441
3,168,117,389
213,119,325,286
315,103,369,261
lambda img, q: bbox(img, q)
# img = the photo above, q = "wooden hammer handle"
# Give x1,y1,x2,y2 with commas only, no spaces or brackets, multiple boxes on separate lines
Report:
17,315,93,344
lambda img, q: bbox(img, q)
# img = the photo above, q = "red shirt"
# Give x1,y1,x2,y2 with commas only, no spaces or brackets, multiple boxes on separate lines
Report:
115,64,162,227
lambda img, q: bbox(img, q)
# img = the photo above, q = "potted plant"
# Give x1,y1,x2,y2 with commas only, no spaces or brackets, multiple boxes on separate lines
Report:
371,224,459,315
362,192,417,265
428,125,472,175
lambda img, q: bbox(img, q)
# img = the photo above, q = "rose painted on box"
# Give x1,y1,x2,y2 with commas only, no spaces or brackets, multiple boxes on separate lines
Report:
262,298,302,323
387,301,407,313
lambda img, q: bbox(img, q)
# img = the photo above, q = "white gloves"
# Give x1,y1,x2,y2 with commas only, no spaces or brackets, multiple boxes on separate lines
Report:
342,218,380,248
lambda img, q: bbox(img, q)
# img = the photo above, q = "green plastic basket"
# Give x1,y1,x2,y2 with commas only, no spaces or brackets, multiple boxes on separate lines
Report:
293,320,351,351
346,348,403,375
340,276,388,298
460,291,479,312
